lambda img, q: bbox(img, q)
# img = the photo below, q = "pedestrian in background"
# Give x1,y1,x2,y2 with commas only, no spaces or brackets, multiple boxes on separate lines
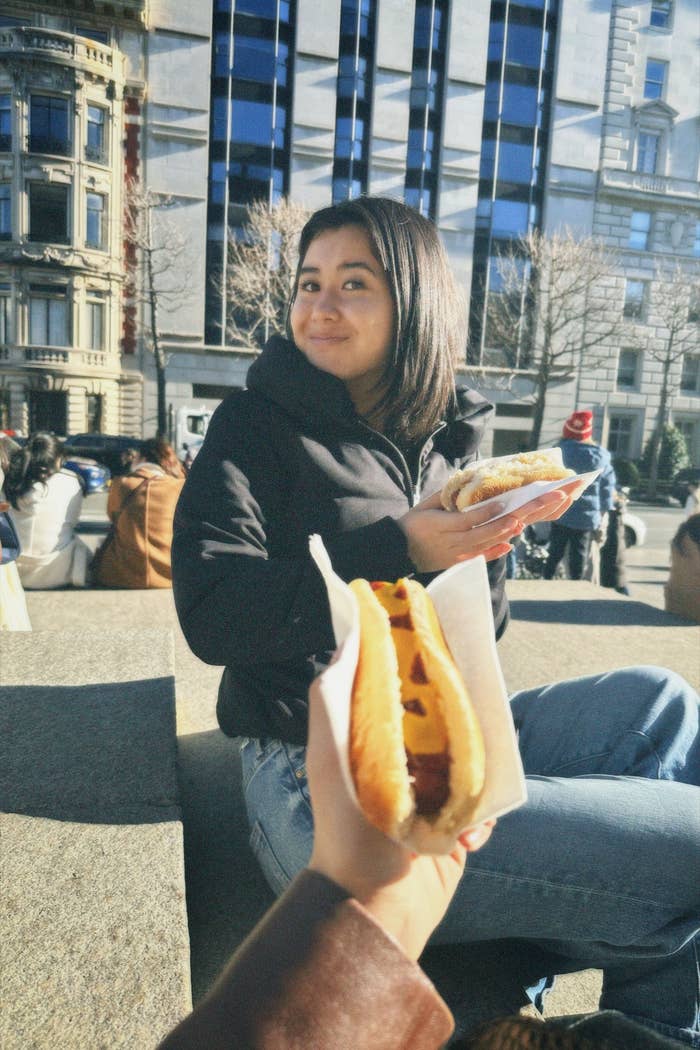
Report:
0,435,31,627
4,432,91,589
92,436,185,589
544,410,616,581
665,512,700,624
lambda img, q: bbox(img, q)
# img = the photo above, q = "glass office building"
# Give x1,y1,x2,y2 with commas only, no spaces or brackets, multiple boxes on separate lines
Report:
206,0,297,343
468,0,558,365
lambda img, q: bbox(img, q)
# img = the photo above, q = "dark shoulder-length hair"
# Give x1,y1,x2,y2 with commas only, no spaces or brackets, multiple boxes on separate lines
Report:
5,431,64,508
141,436,185,478
287,197,463,445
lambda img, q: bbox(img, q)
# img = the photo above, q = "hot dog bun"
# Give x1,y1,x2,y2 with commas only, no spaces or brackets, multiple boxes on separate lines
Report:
441,450,575,511
348,577,485,853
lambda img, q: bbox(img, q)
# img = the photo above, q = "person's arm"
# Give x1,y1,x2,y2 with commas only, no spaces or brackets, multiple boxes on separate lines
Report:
158,675,495,1050
171,400,418,669
157,870,454,1050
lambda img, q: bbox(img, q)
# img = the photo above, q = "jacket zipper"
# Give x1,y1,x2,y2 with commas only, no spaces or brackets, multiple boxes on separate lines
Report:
357,420,447,507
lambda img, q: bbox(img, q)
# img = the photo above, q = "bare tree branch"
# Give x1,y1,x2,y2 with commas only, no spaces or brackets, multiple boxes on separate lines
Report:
124,179,196,435
222,197,311,349
486,228,624,448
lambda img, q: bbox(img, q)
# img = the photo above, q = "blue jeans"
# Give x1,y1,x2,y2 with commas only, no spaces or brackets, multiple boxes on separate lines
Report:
240,666,700,1046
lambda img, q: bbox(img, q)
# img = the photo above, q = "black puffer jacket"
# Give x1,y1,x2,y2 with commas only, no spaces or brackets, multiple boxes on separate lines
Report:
172,336,508,744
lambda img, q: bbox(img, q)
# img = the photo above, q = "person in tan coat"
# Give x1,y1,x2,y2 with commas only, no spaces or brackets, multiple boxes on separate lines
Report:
93,437,184,589
664,513,700,624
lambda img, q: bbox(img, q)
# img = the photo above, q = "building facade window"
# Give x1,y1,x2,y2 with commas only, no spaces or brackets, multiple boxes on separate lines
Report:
0,184,10,239
680,355,699,395
608,415,635,457
617,348,640,388
643,59,667,100
0,93,11,152
628,210,651,250
85,291,105,349
404,0,447,219
0,283,11,344
29,95,71,156
623,278,646,320
469,0,559,364
205,0,296,344
332,0,376,204
86,393,104,431
689,290,700,324
29,285,70,346
636,130,660,173
650,1,672,28
76,26,109,43
86,105,107,163
28,182,70,244
693,221,700,257
86,192,106,249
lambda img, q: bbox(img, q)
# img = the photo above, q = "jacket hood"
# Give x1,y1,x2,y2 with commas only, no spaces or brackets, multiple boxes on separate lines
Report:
246,336,494,444
246,336,357,428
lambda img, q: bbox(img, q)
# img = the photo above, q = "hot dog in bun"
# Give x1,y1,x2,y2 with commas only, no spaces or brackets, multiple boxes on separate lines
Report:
348,576,485,854
441,450,575,512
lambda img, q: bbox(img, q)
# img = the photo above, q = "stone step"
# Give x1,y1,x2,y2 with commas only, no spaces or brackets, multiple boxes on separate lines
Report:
0,629,191,1050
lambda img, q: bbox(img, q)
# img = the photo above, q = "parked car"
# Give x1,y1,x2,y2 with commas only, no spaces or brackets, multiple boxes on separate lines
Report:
622,508,646,547
63,434,143,477
64,456,111,494
670,467,700,507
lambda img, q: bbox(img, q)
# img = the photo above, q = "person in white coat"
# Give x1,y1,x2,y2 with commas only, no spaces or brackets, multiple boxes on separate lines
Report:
5,432,91,589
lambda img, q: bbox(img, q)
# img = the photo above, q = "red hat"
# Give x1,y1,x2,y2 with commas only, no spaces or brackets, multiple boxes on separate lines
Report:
563,410,593,441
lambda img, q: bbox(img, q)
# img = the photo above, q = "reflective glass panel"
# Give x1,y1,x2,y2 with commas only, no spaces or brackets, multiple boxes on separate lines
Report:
644,59,666,99
0,184,10,235
501,82,538,125
505,24,543,67
628,210,651,250
636,131,659,173
233,36,276,82
491,199,529,236
497,140,535,183
231,99,273,146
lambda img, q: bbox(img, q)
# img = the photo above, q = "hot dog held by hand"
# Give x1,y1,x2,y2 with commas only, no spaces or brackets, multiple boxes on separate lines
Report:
308,535,527,856
348,577,486,853
441,449,575,512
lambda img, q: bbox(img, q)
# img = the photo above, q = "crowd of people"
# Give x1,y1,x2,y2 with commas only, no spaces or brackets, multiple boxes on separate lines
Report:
0,431,186,620
1,196,699,1050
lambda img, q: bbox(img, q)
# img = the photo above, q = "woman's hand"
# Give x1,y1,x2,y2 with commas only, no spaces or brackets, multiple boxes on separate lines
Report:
306,676,495,959
397,481,583,573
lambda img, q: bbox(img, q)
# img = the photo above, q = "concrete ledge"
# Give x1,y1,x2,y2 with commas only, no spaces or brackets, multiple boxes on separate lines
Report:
0,630,191,1050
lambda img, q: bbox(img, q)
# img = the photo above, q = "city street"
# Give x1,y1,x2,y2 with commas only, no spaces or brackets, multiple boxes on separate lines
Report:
79,491,684,611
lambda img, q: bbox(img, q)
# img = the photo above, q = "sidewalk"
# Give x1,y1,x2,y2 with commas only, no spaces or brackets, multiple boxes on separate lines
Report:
18,581,699,1035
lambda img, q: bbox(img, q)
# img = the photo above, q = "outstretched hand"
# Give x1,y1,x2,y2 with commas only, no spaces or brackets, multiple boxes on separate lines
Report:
398,480,584,573
306,675,495,960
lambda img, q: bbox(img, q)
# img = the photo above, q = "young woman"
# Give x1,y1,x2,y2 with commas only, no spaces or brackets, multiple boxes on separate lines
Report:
172,198,699,1045
5,431,91,589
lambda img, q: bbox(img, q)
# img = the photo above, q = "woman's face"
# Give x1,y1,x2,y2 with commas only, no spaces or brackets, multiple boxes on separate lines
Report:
290,224,396,415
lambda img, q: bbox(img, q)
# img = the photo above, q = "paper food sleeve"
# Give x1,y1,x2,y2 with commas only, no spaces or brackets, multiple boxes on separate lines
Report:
308,536,526,852
457,448,600,521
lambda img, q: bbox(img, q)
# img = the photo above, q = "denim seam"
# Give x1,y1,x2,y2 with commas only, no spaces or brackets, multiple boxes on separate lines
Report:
548,730,663,777
467,867,671,908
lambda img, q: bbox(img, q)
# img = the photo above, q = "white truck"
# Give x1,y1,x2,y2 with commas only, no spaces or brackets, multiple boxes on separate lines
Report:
174,406,213,464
